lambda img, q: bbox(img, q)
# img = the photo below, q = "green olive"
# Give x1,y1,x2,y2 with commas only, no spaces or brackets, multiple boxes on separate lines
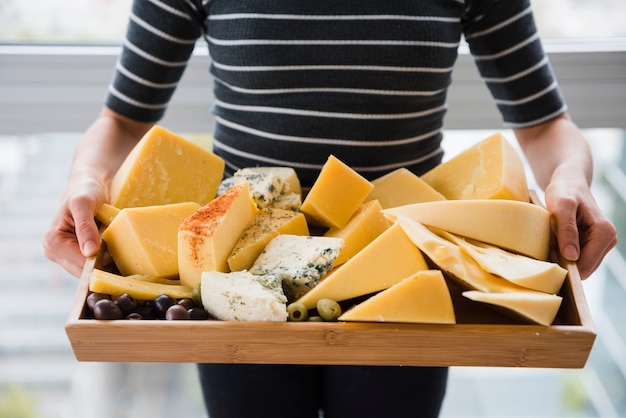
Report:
307,315,324,322
287,302,308,322
316,298,342,321
191,283,203,309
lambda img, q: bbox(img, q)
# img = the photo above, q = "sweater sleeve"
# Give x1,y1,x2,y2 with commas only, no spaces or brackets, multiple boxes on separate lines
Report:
462,0,567,128
105,0,205,122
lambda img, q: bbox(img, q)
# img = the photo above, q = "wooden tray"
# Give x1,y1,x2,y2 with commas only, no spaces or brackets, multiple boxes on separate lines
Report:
65,249,596,368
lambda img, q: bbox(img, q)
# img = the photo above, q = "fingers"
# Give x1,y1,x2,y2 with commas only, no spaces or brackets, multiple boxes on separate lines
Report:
547,191,618,280
575,218,618,279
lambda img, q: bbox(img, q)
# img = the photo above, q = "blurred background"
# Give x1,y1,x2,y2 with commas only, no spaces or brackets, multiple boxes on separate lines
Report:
0,1,625,417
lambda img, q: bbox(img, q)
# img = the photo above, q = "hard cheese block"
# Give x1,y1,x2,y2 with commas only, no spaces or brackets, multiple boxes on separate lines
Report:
227,208,310,272
365,168,446,209
323,199,391,266
89,268,193,300
391,214,528,293
442,231,567,295
420,133,530,202
110,125,225,208
201,271,287,322
295,223,429,310
301,155,374,229
101,201,201,277
383,199,552,261
463,290,563,326
249,235,344,301
339,270,456,324
178,182,258,288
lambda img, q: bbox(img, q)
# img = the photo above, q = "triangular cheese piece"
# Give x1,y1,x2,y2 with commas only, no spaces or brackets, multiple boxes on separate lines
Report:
178,182,258,287
420,133,529,202
441,231,567,294
462,290,563,326
382,199,551,260
294,223,429,309
228,208,309,272
339,270,455,324
365,167,445,209
323,199,391,266
391,214,527,293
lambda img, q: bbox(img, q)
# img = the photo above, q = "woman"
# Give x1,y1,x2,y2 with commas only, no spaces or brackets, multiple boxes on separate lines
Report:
43,0,617,417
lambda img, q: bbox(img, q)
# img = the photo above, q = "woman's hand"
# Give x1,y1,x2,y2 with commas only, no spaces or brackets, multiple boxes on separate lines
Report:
515,113,618,279
42,108,154,277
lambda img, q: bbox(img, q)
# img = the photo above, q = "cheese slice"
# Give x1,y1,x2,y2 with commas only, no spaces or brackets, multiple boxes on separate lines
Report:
323,199,391,266
294,223,429,309
301,155,374,229
365,168,446,209
201,271,288,322
339,270,456,324
249,235,344,301
382,199,551,260
89,268,193,300
95,203,120,226
391,214,528,293
463,290,563,326
441,231,567,294
178,182,258,288
227,208,310,272
110,125,225,208
101,201,201,277
420,133,530,202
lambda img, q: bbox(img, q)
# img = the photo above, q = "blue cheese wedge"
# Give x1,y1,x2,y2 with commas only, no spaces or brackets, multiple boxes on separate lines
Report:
250,235,344,301
200,270,288,322
219,170,287,208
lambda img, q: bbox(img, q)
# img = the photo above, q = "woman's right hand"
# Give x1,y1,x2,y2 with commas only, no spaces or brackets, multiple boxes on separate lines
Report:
42,108,154,277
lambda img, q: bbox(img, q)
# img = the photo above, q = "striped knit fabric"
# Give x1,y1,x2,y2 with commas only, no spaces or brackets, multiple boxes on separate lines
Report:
105,0,566,186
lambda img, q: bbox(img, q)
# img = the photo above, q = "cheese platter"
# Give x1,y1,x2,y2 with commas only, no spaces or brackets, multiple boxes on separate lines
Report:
64,127,597,368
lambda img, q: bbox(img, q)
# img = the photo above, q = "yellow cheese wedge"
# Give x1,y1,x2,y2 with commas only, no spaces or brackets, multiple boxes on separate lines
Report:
95,203,120,226
323,199,391,266
294,223,429,309
339,270,456,324
109,125,225,208
462,290,563,326
441,231,567,294
365,168,446,209
420,133,530,202
178,182,258,288
391,214,528,293
89,268,193,300
227,208,310,272
101,201,201,277
382,199,551,260
301,155,374,229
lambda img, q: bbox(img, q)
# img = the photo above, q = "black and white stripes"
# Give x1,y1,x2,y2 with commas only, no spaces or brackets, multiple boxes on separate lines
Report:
105,0,566,185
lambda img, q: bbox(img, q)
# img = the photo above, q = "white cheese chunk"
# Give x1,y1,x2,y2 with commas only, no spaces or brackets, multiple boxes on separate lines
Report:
201,270,287,322
250,234,344,301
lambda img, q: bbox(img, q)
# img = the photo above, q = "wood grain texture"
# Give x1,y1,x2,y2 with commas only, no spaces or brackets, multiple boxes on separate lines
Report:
65,243,596,368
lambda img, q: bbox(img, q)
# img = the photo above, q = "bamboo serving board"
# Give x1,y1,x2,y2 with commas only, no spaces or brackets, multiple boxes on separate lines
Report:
65,248,596,368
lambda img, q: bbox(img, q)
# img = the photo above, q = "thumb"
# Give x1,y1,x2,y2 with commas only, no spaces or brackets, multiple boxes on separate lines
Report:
70,196,102,257
552,209,580,262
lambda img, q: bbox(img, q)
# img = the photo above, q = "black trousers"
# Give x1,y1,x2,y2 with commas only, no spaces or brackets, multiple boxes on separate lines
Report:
198,364,448,418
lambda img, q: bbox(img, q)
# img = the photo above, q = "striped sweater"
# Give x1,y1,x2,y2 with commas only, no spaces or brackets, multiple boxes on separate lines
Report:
105,0,567,186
